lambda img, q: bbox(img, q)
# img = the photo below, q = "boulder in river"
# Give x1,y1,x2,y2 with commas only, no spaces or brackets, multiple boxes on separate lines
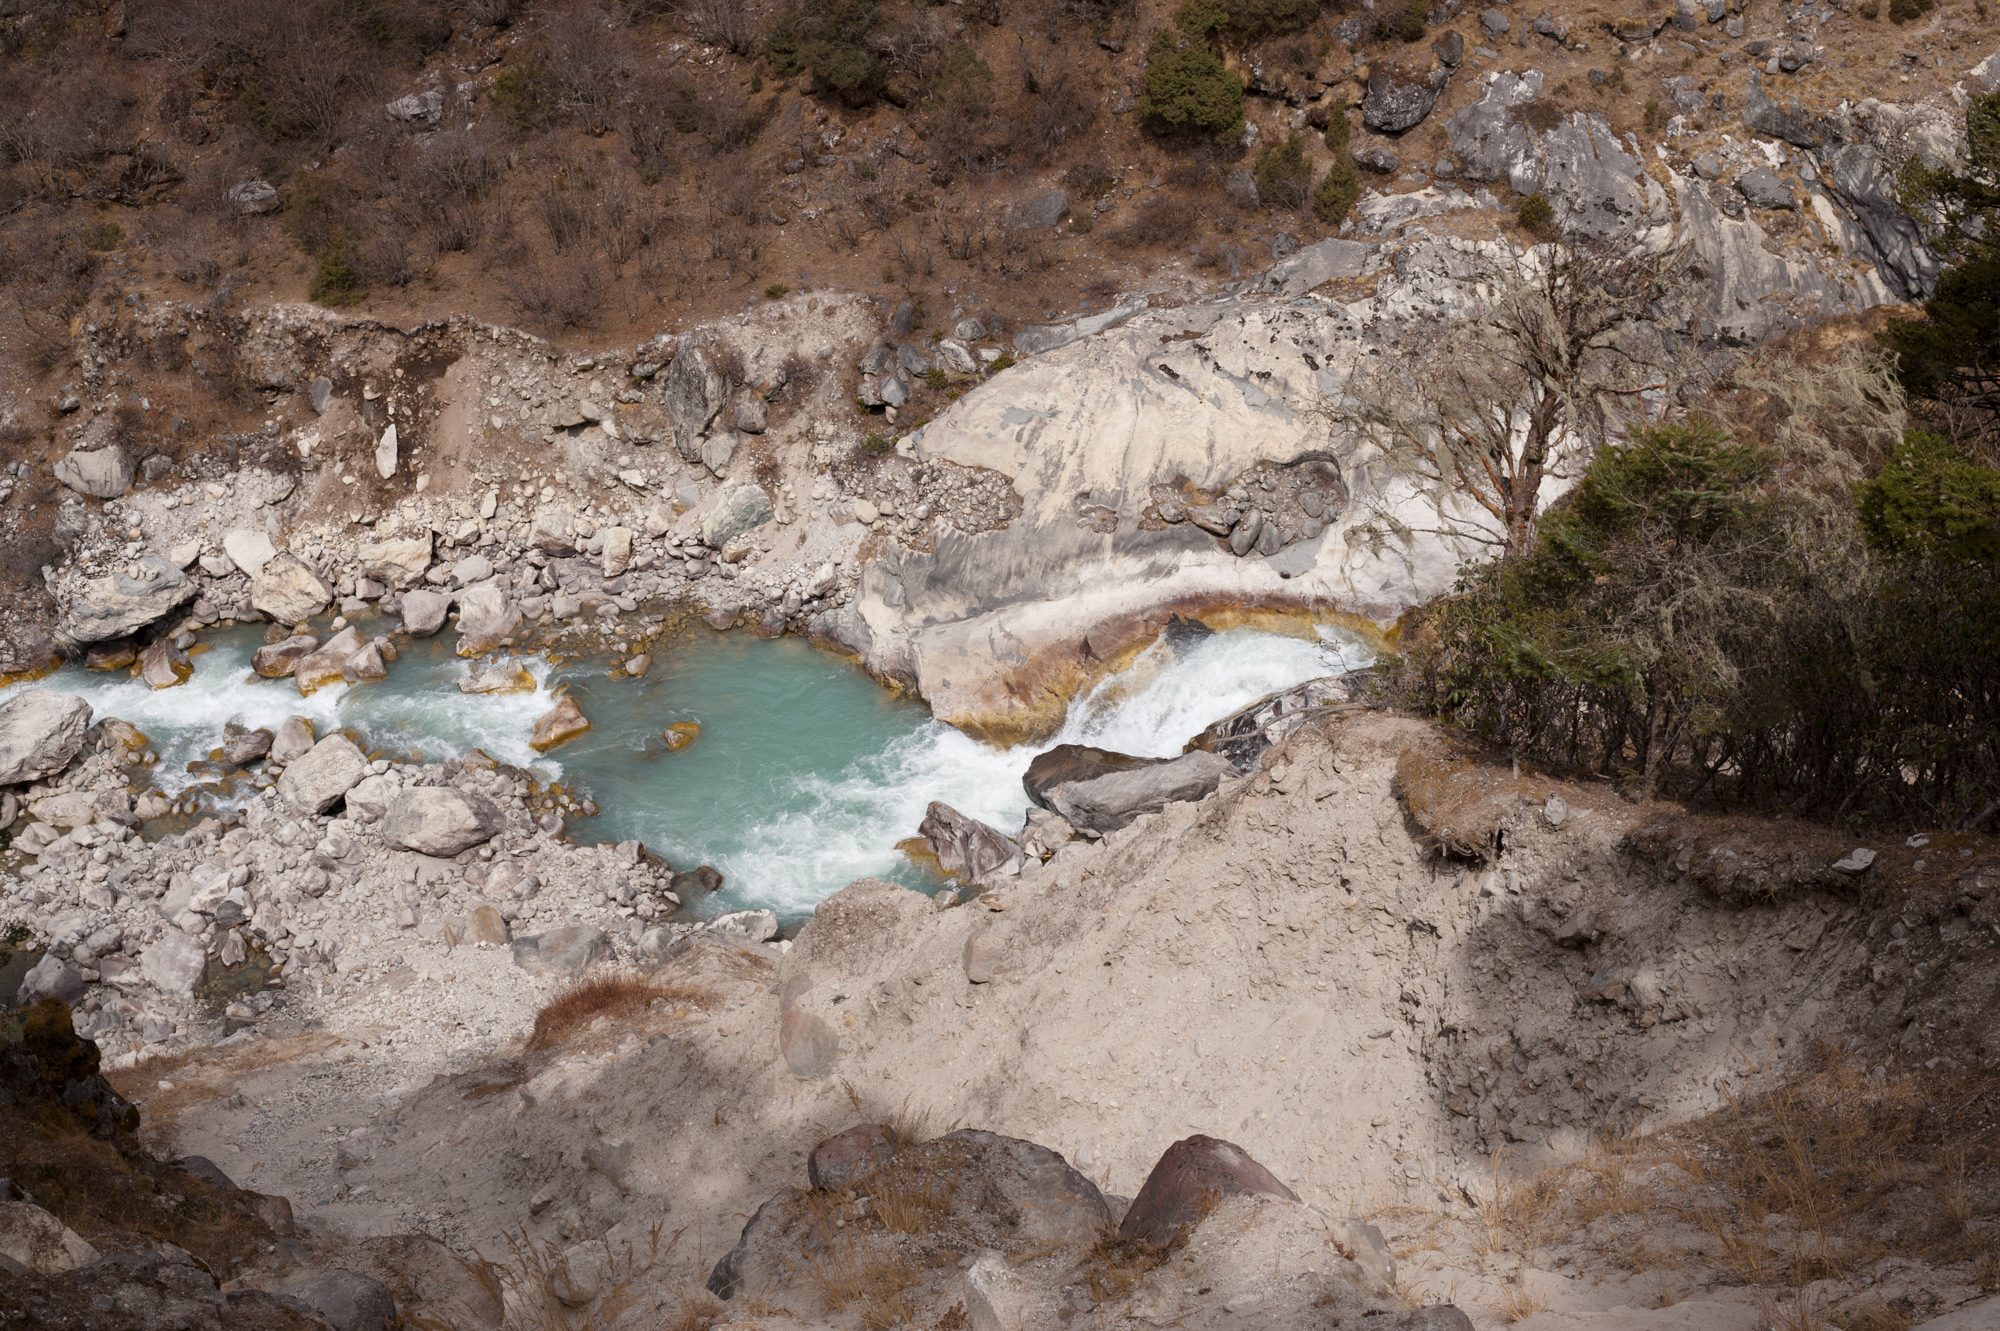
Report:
60,555,196,644
277,734,369,813
270,716,317,765
216,723,274,766
0,691,93,786
252,633,318,679
249,553,332,626
294,626,362,695
661,720,701,752
530,693,590,753
382,787,507,856
1025,743,1235,834
460,660,535,694
918,801,1021,885
138,640,192,690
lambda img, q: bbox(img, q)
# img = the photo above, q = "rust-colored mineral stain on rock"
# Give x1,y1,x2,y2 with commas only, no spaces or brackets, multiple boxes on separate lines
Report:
530,693,592,753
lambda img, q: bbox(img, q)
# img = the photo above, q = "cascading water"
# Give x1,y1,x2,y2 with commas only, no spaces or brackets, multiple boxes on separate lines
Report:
1,623,1371,921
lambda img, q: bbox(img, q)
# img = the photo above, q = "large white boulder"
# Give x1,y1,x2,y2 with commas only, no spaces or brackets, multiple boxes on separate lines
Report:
276,734,369,813
0,691,93,786
381,787,507,857
250,553,333,626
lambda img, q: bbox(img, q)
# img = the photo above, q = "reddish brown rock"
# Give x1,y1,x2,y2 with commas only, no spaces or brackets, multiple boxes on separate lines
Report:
807,1124,897,1191
1118,1134,1300,1248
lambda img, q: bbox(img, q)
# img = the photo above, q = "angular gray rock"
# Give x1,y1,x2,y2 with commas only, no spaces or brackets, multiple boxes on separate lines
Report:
1363,64,1451,134
919,801,1022,885
1735,166,1795,210
60,556,196,644
1009,187,1070,229
53,444,135,499
381,787,507,856
708,908,780,944
271,716,317,765
1741,73,1831,148
0,691,92,786
249,553,332,626
400,588,450,637
18,955,85,1006
1025,744,1237,834
702,482,774,548
454,582,522,655
284,1269,399,1331
276,734,369,813
512,922,609,976
1819,143,1938,298
662,336,734,460
139,931,207,998
1447,70,1545,192
226,179,282,215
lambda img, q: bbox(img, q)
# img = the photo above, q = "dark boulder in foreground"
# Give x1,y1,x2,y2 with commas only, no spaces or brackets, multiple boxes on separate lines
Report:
1119,1133,1301,1248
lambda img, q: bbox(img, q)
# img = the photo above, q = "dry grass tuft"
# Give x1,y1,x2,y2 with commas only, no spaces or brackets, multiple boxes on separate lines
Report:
1659,1047,1998,1288
484,1224,680,1331
526,973,712,1051
804,1242,919,1330
870,1167,954,1236
1471,1044,1999,1319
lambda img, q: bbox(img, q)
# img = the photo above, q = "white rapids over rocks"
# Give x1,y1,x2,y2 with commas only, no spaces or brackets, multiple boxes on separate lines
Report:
3,626,1371,917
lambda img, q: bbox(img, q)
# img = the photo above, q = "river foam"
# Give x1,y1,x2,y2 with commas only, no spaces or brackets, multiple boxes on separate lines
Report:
3,624,1371,920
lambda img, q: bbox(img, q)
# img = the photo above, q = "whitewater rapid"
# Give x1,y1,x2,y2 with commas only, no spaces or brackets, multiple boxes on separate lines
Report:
1,625,1371,918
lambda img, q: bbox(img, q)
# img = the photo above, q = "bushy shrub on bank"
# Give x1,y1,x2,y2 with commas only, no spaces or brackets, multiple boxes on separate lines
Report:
1393,419,2000,827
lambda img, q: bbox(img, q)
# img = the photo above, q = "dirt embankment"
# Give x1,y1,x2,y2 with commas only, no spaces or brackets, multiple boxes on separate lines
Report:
118,711,1999,1329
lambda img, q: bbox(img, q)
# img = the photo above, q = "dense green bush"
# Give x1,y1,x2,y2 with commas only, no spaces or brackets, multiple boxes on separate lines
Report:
1312,157,1359,224
768,0,886,107
1138,28,1244,138
1253,133,1312,209
1394,418,2000,826
1323,109,1350,154
1516,192,1558,239
309,243,363,306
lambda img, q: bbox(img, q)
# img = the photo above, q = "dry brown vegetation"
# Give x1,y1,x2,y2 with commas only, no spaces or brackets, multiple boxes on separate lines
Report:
1474,1045,2000,1325
1393,740,1573,860
525,973,712,1051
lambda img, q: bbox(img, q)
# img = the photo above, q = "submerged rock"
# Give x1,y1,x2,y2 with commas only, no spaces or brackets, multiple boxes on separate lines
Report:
661,720,702,752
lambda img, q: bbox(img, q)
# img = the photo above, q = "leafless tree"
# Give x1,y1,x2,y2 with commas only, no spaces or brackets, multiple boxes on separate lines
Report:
1343,233,1700,554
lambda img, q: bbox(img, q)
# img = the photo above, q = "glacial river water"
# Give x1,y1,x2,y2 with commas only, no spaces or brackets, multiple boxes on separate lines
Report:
2,624,1372,922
